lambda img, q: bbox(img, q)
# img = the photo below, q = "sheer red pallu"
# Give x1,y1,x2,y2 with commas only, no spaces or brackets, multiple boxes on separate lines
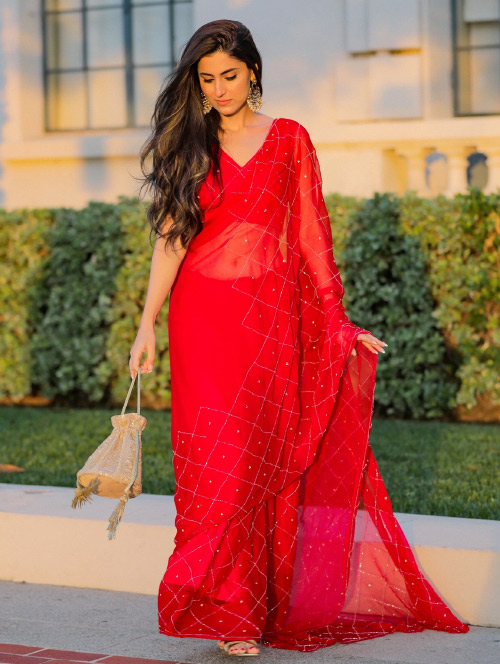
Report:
158,117,468,650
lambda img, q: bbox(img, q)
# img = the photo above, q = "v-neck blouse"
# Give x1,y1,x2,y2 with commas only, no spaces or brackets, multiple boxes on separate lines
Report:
196,117,312,237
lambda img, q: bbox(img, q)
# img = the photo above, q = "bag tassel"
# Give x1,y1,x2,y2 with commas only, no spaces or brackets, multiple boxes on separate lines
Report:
72,477,100,508
107,493,129,540
107,427,141,540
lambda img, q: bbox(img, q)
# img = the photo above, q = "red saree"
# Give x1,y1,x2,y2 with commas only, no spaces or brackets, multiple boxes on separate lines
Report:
158,117,468,650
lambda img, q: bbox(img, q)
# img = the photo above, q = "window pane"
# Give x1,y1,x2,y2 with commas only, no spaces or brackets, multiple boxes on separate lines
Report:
88,69,127,127
44,1,194,130
47,72,87,130
132,6,171,65
46,1,82,9
456,47,500,114
46,12,83,69
464,0,500,22
468,48,500,113
174,1,193,61
457,0,500,46
469,22,500,47
134,66,169,125
87,8,125,68
454,0,500,115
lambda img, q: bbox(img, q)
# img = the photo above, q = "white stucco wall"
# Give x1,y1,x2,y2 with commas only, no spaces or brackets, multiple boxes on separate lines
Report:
0,0,500,208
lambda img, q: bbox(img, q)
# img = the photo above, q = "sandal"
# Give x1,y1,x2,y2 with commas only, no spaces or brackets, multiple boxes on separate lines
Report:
218,639,260,656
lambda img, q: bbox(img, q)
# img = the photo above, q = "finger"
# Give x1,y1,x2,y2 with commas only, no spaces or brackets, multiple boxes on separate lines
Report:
369,336,388,347
129,358,139,378
129,349,144,378
371,343,384,354
368,335,387,352
361,341,382,354
140,349,155,373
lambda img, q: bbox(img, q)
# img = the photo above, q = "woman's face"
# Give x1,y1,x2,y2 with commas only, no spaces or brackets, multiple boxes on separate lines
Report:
197,50,254,116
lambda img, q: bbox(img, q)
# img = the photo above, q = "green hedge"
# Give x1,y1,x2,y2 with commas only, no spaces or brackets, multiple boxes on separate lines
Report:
0,198,171,409
399,189,500,411
339,193,457,419
29,202,125,402
0,208,54,398
104,198,171,408
0,191,498,420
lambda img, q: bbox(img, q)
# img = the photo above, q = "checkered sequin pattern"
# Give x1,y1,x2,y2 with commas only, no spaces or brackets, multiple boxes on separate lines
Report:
158,118,469,650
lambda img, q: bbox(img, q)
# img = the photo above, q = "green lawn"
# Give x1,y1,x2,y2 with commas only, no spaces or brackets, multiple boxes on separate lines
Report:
1,407,498,520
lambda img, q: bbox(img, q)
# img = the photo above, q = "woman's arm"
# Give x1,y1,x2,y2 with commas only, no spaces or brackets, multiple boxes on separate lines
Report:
129,216,187,378
140,217,187,327
290,123,386,357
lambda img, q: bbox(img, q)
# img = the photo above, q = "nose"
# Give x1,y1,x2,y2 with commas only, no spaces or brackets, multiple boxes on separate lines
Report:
214,80,226,98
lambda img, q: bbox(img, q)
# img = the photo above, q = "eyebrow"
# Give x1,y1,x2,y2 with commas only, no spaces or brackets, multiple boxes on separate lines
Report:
199,67,239,76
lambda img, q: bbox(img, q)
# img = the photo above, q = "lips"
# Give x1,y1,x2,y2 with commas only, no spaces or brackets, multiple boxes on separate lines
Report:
216,99,231,106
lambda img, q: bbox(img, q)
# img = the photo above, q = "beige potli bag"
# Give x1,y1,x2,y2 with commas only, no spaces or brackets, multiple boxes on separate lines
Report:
71,367,147,539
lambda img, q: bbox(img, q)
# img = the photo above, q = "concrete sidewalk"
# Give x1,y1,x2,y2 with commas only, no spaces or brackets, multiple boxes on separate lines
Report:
0,581,498,664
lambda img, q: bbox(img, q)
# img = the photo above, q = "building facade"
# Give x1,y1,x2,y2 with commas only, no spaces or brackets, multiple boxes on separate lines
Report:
0,0,499,208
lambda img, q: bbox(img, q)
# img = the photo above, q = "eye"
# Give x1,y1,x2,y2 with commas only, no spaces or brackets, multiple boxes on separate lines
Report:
202,79,213,84
225,75,237,81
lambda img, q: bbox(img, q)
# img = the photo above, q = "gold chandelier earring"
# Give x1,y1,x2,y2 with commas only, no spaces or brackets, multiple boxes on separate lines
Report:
247,78,263,112
201,90,212,115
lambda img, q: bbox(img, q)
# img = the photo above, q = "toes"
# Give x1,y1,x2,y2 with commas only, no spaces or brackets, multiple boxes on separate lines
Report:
218,639,259,655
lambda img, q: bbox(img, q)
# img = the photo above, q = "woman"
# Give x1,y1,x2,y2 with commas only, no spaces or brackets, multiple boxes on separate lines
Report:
129,19,468,657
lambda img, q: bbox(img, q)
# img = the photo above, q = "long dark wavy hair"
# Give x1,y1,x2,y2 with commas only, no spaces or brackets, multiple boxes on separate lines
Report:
139,19,263,253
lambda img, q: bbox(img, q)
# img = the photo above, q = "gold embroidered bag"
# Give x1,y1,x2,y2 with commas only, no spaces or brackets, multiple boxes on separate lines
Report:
71,367,146,539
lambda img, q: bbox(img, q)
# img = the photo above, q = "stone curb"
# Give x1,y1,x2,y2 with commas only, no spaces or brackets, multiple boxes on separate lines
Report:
1,484,499,628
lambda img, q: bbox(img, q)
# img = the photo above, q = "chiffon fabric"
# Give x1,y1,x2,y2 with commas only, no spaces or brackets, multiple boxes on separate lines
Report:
158,117,469,650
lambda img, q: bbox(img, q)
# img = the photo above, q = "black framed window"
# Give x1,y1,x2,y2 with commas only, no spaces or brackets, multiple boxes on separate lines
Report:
452,0,500,116
42,0,193,131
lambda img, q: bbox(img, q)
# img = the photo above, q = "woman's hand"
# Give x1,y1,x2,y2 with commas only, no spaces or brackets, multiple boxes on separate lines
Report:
129,325,156,378
351,333,387,356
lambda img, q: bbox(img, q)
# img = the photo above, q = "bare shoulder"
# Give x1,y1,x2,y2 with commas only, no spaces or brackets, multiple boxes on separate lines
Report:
252,113,275,127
